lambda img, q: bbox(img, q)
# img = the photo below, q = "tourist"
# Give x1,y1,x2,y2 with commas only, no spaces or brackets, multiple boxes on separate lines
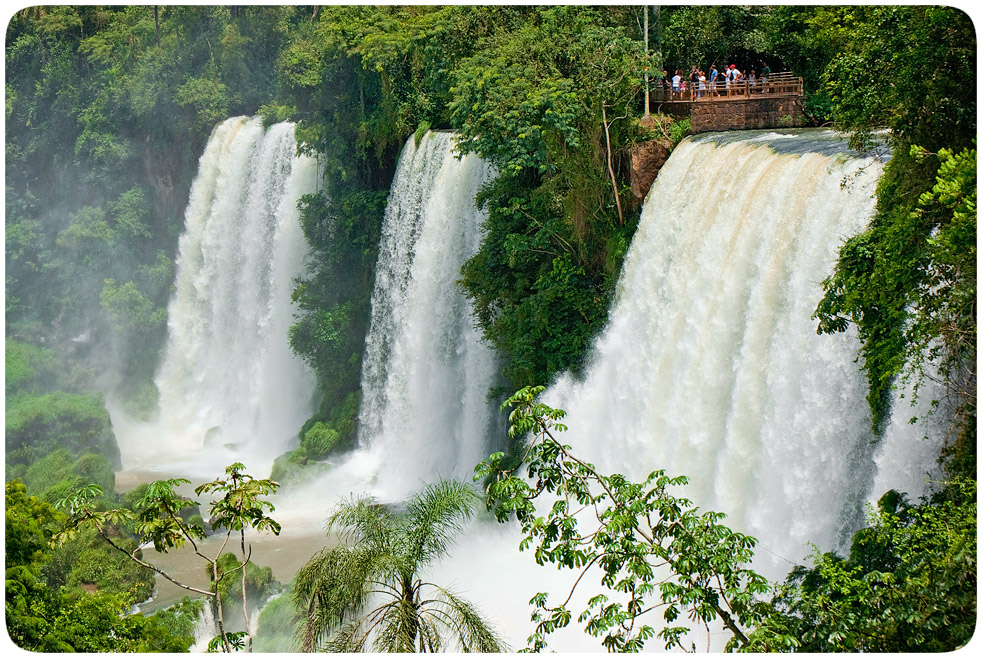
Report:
689,66,699,100
698,70,707,98
748,69,757,92
761,61,771,91
726,64,742,95
709,64,719,96
671,69,682,98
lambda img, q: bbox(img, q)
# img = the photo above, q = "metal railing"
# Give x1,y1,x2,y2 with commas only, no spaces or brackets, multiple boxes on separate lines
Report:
650,71,803,103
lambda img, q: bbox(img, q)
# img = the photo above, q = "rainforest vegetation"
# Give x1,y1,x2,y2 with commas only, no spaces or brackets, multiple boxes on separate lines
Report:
5,5,976,652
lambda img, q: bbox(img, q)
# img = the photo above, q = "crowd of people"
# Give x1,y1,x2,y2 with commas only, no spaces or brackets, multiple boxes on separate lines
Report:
663,62,771,99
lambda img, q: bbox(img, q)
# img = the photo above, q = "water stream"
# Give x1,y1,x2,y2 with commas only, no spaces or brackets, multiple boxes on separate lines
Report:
116,127,945,651
111,117,318,479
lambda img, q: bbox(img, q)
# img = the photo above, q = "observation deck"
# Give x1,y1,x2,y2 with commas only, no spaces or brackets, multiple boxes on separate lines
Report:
650,72,806,133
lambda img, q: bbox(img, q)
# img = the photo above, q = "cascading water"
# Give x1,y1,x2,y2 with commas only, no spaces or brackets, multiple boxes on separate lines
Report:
544,130,892,568
345,131,498,501
435,130,941,650
113,117,318,477
120,125,945,651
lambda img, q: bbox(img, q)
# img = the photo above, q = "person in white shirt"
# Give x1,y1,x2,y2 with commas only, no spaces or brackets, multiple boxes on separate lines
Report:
726,64,742,95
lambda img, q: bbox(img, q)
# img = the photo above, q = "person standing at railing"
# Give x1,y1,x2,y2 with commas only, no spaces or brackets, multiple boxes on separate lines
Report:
671,69,682,99
748,69,757,93
726,64,742,96
709,64,719,96
760,62,770,92
698,70,707,98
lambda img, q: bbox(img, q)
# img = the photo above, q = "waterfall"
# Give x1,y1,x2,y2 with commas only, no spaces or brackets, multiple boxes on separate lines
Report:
544,130,897,569
351,131,498,500
191,602,218,653
433,130,948,652
116,117,318,477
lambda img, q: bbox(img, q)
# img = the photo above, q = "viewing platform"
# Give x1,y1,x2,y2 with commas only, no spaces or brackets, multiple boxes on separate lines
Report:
650,72,806,133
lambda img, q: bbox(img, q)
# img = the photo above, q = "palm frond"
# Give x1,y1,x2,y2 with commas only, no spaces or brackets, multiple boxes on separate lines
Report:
404,480,479,566
328,494,393,551
294,480,500,653
293,544,374,650
322,617,373,653
370,596,438,653
426,584,510,653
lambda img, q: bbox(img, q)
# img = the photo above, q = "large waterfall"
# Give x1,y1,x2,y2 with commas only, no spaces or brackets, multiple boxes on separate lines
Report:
115,117,318,477
436,130,940,650
545,130,899,566
115,126,944,651
343,131,498,501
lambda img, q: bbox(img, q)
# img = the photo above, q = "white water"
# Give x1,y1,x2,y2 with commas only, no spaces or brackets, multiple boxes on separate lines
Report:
544,131,887,568
430,131,942,651
320,131,498,502
116,127,948,652
113,117,318,478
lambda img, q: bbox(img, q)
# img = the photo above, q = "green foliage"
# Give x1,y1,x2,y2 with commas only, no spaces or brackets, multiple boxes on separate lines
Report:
814,142,976,457
287,187,387,448
449,6,650,389
5,390,119,467
4,339,57,395
213,552,275,604
807,7,975,445
174,73,231,134
480,389,977,652
661,6,771,74
18,449,115,504
5,5,303,406
253,579,300,652
294,480,507,652
5,480,64,572
302,422,342,462
150,597,207,647
279,6,653,417
478,387,771,651
195,462,282,536
668,117,692,147
100,278,168,335
5,480,193,652
7,584,194,652
812,6,975,153
207,631,249,653
746,481,976,652
57,463,282,652
42,524,155,605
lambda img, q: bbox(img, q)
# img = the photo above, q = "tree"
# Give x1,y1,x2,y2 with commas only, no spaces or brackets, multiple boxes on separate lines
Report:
478,388,976,652
476,387,772,652
57,462,281,652
5,480,194,653
810,6,976,459
744,481,976,652
293,480,508,652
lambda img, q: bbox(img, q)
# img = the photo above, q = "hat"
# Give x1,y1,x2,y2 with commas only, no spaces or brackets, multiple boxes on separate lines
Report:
729,64,736,69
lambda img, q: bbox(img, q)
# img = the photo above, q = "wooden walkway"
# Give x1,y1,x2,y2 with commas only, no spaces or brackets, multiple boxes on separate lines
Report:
650,72,803,107
648,72,806,133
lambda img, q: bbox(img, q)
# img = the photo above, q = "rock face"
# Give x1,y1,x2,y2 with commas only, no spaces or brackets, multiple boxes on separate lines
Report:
689,96,805,133
630,138,672,202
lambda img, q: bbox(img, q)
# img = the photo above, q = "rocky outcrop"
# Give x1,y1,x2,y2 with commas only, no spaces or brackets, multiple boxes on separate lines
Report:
630,137,672,202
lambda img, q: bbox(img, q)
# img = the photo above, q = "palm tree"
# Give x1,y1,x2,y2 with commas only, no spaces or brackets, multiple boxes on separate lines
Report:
293,479,508,652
